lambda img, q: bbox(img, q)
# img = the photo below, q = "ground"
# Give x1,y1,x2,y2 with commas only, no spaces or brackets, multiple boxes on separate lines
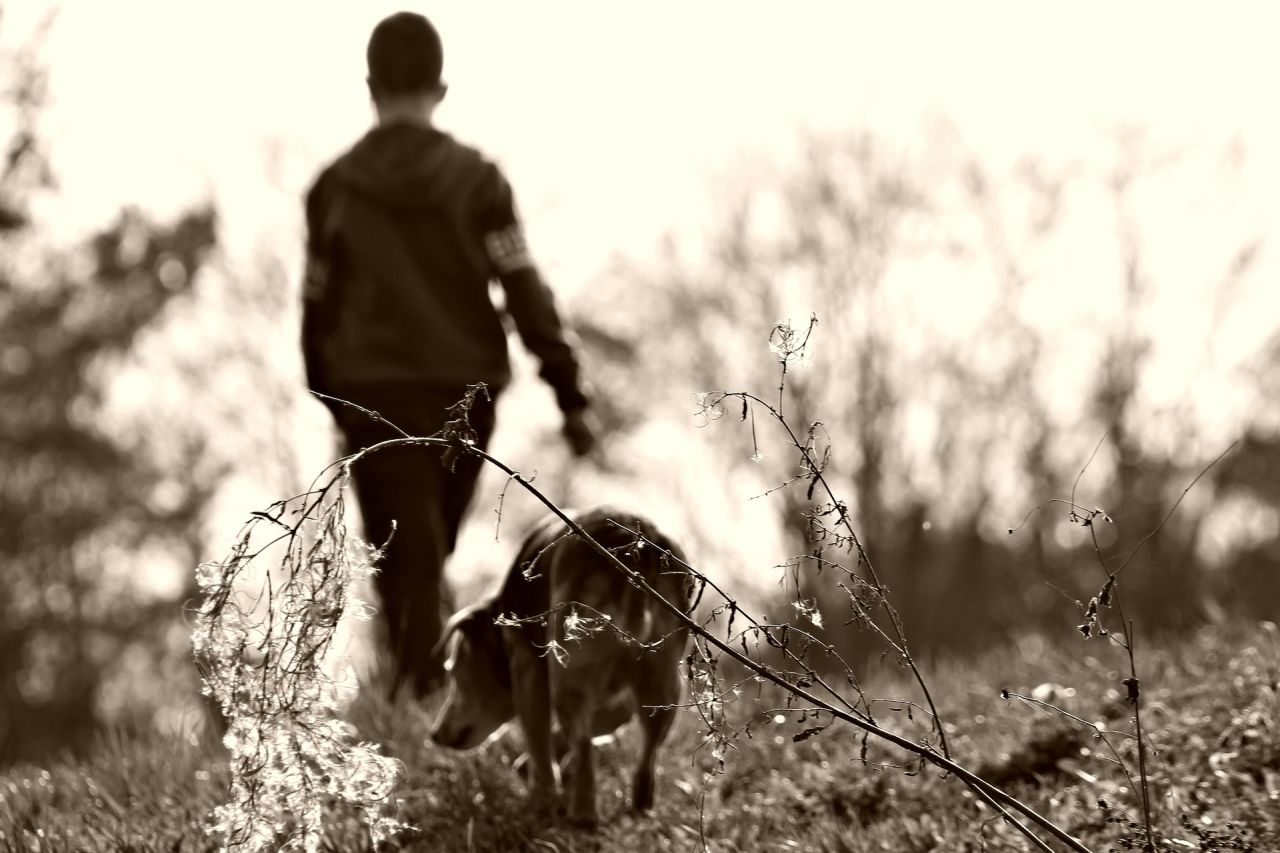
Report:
3,621,1278,852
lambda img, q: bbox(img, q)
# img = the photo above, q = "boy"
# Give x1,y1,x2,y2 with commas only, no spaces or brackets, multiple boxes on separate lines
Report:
301,11,596,697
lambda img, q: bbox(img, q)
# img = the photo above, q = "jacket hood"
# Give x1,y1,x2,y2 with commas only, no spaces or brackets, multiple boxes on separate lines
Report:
331,122,488,211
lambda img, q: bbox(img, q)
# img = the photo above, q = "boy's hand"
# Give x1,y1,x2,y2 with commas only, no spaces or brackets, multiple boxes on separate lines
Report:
562,408,599,458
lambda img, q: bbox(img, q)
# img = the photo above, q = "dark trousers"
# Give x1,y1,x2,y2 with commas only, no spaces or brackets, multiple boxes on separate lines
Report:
334,385,497,697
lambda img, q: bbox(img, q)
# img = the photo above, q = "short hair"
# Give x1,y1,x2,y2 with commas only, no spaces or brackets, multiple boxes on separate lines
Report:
367,12,443,95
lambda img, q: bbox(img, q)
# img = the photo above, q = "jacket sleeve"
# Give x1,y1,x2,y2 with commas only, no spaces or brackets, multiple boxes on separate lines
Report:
300,170,342,402
479,167,589,413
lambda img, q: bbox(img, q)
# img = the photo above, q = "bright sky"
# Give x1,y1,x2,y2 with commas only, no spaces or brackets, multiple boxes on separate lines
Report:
12,1,1278,294
6,0,1280,464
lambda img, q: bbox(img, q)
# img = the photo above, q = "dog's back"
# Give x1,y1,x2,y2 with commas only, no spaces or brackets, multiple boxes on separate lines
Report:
511,506,689,662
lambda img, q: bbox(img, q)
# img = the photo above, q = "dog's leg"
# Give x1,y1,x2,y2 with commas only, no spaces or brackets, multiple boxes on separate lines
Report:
560,705,598,827
552,671,600,828
632,660,682,812
508,640,556,808
632,703,675,812
519,684,628,782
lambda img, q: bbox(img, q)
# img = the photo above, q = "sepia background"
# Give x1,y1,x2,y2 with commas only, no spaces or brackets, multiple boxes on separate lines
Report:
2,0,1278,767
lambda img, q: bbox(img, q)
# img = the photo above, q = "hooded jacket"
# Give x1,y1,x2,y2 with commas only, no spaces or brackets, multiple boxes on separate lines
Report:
301,122,587,412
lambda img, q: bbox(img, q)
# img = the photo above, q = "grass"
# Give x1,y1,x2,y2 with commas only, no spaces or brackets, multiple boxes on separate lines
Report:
4,621,1278,852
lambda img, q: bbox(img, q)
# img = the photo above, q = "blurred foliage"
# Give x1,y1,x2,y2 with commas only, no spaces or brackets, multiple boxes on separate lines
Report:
0,7,219,764
0,202,219,762
573,127,1271,666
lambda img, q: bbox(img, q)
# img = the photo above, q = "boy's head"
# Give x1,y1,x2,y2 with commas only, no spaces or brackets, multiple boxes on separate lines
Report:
366,12,447,111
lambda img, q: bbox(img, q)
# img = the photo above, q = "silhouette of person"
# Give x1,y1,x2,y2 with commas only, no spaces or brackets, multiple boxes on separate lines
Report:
301,12,596,697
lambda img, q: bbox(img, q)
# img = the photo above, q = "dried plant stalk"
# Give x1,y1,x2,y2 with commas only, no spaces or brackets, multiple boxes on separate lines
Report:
193,467,402,852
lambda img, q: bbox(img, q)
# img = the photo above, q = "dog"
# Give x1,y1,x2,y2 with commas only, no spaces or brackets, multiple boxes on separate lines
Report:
429,506,693,826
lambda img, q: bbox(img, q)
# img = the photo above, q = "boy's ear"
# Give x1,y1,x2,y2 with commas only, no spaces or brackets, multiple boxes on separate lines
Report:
434,82,449,104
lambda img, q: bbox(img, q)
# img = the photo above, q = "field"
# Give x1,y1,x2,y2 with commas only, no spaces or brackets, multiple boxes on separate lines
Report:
4,620,1278,852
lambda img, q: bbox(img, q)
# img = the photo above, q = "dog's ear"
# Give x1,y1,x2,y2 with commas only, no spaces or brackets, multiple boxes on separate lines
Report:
433,603,487,660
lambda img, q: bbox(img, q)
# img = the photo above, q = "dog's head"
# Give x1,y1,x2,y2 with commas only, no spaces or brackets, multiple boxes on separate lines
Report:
429,604,515,750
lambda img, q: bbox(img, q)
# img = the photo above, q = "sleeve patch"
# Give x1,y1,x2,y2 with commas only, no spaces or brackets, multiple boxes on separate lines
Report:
485,224,533,274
